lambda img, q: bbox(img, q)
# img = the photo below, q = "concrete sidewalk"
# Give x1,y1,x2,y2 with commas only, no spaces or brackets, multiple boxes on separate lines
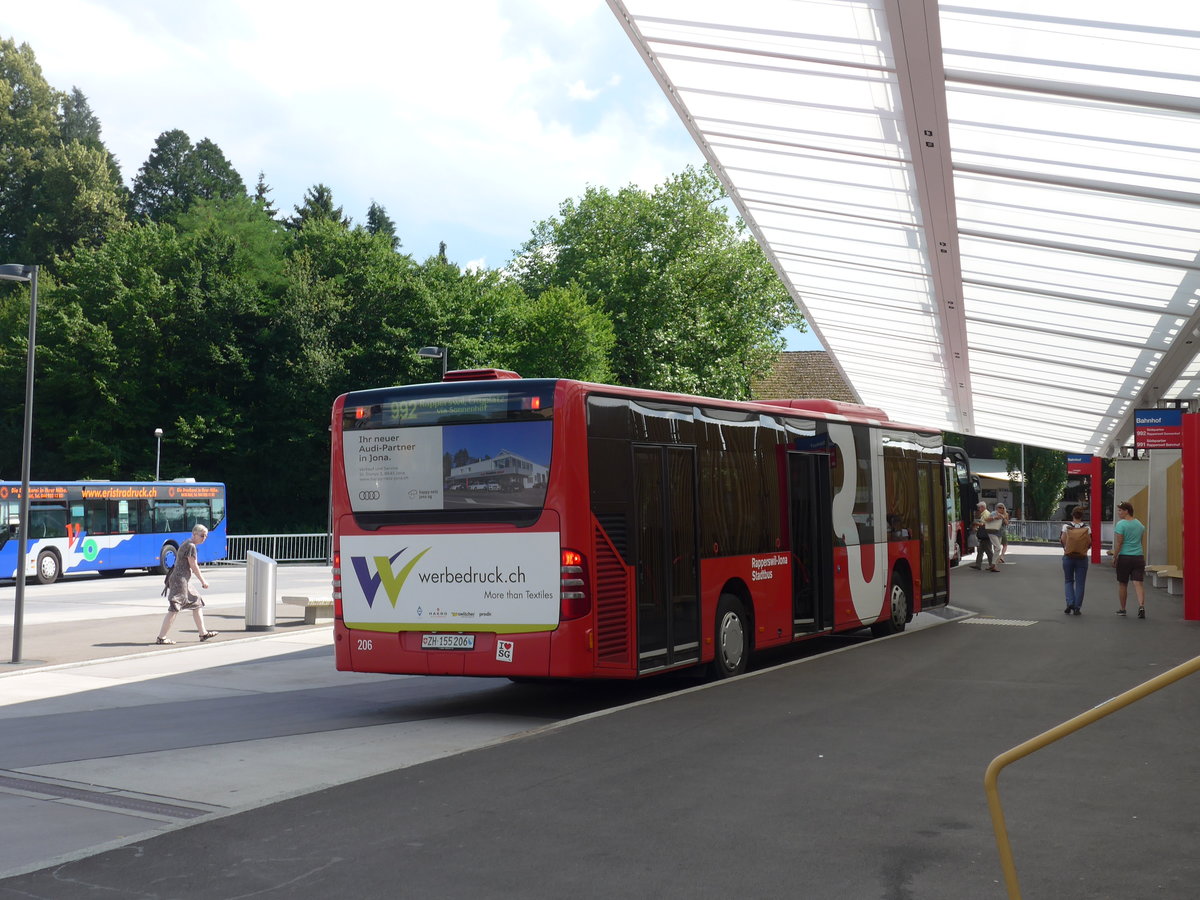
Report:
0,563,333,669
4,547,1200,897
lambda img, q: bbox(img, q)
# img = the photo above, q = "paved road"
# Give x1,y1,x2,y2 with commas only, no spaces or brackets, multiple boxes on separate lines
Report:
3,547,1200,898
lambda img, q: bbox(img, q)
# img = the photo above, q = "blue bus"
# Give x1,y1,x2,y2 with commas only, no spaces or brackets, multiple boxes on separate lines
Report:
0,480,227,584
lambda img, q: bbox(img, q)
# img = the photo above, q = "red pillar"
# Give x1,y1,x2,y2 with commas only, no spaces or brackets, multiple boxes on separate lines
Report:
1183,414,1200,620
1089,456,1102,565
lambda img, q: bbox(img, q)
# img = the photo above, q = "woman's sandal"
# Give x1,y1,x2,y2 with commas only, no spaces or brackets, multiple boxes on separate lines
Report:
199,631,219,642
155,637,176,645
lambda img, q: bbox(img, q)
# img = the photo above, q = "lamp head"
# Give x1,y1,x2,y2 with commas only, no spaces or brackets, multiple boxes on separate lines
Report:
0,263,34,282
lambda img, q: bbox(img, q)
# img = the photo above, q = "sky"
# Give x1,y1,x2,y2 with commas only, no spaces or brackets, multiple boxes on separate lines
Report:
1,0,820,351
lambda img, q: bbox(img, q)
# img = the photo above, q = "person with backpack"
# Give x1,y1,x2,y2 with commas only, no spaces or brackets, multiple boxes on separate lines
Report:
1060,506,1091,615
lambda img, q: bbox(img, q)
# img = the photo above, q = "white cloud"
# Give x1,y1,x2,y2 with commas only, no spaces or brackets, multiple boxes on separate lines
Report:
1,0,703,265
567,80,601,101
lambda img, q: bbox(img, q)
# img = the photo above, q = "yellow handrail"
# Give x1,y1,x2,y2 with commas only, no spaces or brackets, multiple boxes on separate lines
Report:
984,653,1200,899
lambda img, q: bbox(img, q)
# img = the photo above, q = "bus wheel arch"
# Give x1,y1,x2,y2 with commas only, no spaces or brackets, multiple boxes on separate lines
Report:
712,584,753,679
155,542,179,576
871,564,912,637
35,549,61,585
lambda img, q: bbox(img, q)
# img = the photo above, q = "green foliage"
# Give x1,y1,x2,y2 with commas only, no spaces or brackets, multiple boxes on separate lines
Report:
26,140,128,260
996,442,1067,520
0,37,816,532
288,183,350,230
130,130,246,223
0,38,125,264
253,171,278,219
365,200,399,250
513,164,802,398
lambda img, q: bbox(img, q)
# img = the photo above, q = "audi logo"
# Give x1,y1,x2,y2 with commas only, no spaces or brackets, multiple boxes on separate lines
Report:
358,490,381,501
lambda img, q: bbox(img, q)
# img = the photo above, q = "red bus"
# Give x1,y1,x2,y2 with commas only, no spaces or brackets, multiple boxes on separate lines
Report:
330,370,950,680
943,445,979,566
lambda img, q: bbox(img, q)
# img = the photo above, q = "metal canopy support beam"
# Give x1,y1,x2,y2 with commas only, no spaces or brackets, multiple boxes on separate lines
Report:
883,0,973,433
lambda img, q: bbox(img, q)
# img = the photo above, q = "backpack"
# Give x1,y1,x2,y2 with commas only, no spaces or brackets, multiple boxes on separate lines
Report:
1064,525,1090,558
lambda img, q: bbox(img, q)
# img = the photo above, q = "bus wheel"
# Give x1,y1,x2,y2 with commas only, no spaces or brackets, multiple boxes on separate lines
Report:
872,573,910,637
155,543,178,576
712,594,749,679
35,550,61,585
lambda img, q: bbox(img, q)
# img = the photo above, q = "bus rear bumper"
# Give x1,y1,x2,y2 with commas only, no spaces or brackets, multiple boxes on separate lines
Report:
334,622,592,678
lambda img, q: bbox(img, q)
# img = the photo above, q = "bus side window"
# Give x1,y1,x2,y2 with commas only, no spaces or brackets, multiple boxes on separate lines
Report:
85,500,108,534
136,500,154,533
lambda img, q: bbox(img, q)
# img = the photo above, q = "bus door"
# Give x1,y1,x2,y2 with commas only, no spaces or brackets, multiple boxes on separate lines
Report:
788,452,834,634
633,445,700,672
918,460,950,607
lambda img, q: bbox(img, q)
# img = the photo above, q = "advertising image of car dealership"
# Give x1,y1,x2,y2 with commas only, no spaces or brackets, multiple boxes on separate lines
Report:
446,449,549,493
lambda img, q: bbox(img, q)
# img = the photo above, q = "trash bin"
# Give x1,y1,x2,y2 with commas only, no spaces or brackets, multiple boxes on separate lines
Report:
245,551,277,632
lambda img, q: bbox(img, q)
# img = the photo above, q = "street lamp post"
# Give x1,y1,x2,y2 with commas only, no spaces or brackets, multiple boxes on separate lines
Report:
154,428,164,480
0,263,38,666
418,346,448,378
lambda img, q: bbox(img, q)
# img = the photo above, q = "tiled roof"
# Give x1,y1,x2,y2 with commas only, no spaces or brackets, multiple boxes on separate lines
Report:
751,351,858,404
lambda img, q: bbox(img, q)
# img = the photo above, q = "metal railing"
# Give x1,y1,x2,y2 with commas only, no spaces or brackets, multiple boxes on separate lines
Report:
220,533,331,564
986,653,1200,898
1005,519,1114,543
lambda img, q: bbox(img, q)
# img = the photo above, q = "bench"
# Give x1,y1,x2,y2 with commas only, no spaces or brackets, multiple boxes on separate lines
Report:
1164,569,1185,596
1147,566,1180,589
281,595,335,624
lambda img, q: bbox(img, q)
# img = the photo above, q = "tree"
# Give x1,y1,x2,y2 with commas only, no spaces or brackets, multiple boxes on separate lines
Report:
287,183,349,230
513,165,803,398
130,130,245,222
504,283,614,381
179,137,245,204
996,442,1067,521
253,170,277,218
129,128,194,221
365,200,399,250
25,140,127,261
0,37,63,260
58,87,102,145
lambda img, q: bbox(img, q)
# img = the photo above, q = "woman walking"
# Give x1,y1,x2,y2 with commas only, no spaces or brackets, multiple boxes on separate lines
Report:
1109,501,1147,618
994,503,1011,563
1060,506,1090,614
155,523,219,644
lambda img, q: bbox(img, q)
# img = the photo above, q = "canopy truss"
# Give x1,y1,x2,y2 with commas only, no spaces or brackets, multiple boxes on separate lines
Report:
608,0,1200,454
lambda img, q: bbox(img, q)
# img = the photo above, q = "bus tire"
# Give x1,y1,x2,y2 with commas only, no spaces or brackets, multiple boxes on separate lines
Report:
155,542,178,576
712,594,750,679
872,571,910,637
35,550,61,585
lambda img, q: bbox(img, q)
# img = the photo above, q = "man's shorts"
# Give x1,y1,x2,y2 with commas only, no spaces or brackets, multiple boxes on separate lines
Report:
1116,554,1145,584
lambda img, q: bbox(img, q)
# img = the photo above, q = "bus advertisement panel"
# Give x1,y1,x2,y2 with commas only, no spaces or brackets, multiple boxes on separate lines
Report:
330,373,950,681
0,481,227,584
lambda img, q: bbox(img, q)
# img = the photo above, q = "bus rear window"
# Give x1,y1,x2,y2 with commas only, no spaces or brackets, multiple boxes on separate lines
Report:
340,383,554,518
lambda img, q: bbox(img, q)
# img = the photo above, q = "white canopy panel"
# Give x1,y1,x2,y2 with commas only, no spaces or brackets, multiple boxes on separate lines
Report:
608,0,1200,454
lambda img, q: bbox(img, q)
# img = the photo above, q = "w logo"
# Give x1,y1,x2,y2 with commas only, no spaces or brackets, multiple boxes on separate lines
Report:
350,546,431,608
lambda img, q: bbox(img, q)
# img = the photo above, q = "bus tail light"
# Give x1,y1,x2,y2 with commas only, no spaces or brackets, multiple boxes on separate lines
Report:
560,548,590,620
332,551,343,618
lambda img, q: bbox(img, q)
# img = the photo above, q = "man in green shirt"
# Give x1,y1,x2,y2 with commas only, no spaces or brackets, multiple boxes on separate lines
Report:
1110,500,1147,618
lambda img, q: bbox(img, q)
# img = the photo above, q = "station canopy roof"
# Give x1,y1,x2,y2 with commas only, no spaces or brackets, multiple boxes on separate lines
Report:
608,0,1200,455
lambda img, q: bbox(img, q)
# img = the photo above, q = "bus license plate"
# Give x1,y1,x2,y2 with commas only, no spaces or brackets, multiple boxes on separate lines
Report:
421,634,475,650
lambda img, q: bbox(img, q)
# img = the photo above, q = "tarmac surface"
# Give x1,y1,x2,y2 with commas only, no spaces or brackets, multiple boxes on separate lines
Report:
2,547,1200,899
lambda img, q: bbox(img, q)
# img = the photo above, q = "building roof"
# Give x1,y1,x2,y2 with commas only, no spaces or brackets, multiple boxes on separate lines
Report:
609,0,1200,456
751,351,858,405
